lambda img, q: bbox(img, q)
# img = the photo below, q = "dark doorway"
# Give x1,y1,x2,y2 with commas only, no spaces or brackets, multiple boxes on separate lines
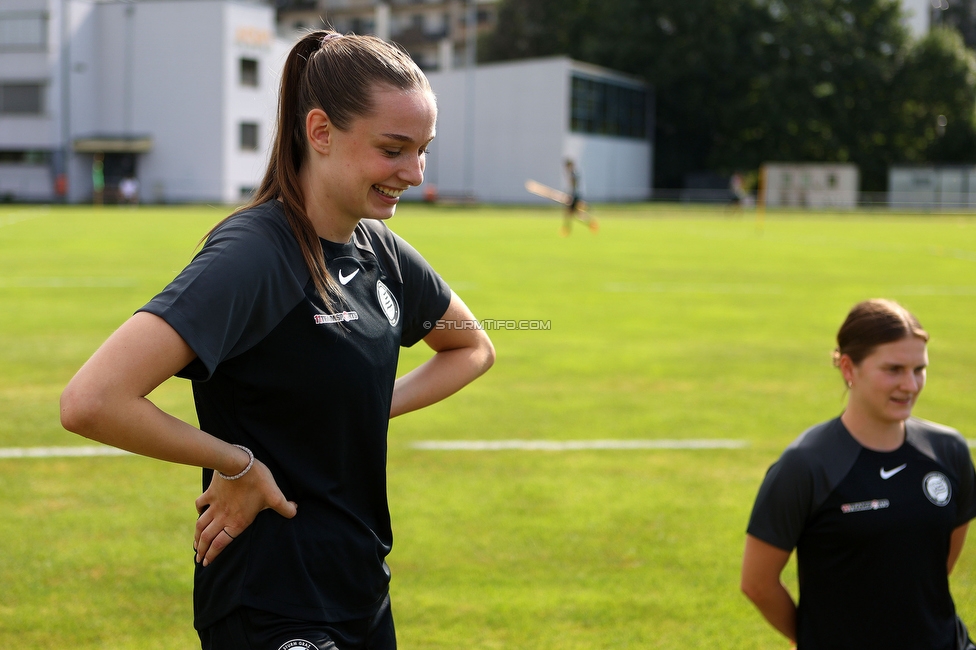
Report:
103,153,137,203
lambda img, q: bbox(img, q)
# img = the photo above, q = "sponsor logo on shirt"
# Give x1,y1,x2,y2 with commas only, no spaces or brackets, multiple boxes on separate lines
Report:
278,641,322,650
840,499,890,514
313,311,359,325
376,280,400,326
923,471,952,506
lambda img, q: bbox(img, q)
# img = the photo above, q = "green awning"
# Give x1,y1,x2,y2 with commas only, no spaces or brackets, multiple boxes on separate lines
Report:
73,136,153,154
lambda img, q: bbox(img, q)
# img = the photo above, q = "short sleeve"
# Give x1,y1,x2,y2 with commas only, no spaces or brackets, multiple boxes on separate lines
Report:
393,232,452,348
747,448,817,551
949,435,976,527
908,418,976,528
138,207,309,380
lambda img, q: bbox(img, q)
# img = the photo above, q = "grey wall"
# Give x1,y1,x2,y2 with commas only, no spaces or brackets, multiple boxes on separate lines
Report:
418,56,651,204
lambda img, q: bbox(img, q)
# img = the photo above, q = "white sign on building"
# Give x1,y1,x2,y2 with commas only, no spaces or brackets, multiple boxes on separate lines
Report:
761,163,859,210
889,165,976,210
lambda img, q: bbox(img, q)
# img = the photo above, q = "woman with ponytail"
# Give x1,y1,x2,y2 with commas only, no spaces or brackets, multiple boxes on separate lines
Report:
741,299,976,650
61,31,494,650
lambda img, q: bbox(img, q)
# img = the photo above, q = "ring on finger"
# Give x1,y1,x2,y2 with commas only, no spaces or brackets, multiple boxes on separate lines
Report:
221,528,236,540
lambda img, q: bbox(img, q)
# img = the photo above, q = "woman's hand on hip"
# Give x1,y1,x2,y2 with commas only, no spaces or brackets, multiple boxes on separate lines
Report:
193,458,297,567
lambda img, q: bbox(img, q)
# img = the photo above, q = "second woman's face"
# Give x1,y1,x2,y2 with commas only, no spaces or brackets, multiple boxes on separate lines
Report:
322,85,436,224
848,336,928,425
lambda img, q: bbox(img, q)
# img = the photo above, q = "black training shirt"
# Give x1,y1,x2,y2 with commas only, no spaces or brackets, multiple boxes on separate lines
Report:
140,200,452,628
748,417,976,650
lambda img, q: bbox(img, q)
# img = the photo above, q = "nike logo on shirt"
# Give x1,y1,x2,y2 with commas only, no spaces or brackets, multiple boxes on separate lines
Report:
338,268,359,285
880,463,908,480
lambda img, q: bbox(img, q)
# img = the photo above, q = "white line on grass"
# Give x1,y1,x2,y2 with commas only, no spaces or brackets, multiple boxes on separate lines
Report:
410,439,749,451
9,439,971,457
0,208,50,228
0,446,133,459
605,282,783,295
0,277,137,288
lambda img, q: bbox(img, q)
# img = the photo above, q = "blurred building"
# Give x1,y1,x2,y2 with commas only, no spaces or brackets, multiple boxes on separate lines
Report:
903,0,976,47
930,0,976,48
276,0,498,71
890,165,976,209
0,0,287,204
411,56,653,204
901,0,932,39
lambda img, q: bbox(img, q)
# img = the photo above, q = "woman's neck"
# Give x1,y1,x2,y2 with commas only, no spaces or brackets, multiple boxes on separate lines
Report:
840,409,906,452
298,167,358,243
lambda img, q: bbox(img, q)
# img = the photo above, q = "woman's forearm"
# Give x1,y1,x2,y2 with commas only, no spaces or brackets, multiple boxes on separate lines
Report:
743,578,797,642
391,343,493,417
741,534,797,643
390,293,494,419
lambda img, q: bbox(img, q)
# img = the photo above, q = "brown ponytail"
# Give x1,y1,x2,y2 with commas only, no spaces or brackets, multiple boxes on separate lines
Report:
209,30,431,310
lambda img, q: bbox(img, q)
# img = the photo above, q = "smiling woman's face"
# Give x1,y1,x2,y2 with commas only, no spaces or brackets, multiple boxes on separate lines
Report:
315,85,436,226
845,336,928,426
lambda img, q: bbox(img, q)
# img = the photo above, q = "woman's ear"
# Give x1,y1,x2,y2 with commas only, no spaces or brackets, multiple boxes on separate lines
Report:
306,109,332,155
838,354,855,386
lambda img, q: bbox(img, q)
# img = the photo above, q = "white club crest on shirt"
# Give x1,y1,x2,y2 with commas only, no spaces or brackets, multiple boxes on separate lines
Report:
278,640,320,650
923,471,952,506
376,280,400,326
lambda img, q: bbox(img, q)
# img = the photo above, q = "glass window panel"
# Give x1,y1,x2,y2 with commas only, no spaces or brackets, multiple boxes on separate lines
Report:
240,122,259,150
570,74,645,139
0,84,43,114
240,58,258,87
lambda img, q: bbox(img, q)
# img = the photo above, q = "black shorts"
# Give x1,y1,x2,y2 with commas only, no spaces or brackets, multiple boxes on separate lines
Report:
198,594,396,650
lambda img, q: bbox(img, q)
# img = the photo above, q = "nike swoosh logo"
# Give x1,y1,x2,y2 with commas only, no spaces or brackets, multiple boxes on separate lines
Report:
338,268,359,285
880,463,907,480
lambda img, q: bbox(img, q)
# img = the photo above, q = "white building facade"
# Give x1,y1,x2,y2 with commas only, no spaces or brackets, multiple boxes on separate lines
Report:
1,7,649,206
0,0,287,204
417,56,653,204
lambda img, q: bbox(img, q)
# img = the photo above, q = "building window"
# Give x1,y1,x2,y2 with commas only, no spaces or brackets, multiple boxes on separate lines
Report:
240,58,258,87
240,122,259,150
0,13,47,51
0,83,44,114
0,150,50,163
570,75,646,139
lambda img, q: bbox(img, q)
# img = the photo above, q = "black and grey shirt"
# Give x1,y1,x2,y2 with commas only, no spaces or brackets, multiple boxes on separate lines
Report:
140,200,452,629
748,417,976,650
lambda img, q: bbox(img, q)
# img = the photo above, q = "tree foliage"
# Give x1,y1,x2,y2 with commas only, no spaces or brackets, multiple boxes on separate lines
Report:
484,0,976,190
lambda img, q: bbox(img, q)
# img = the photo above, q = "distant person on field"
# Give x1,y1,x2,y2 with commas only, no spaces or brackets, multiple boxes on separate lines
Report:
729,172,747,212
561,158,597,236
92,154,105,205
61,30,494,650
741,299,976,649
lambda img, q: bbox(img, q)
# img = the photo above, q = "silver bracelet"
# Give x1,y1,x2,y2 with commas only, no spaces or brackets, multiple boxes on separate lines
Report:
217,444,254,480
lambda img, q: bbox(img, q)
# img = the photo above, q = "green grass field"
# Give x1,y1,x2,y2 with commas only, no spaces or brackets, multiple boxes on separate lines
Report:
2,202,976,648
